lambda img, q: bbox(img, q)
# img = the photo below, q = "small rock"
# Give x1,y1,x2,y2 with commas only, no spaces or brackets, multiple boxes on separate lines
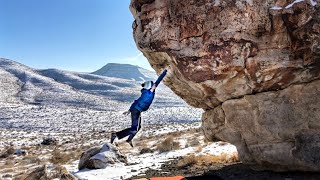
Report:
41,137,58,145
140,148,154,154
15,149,27,156
3,174,13,178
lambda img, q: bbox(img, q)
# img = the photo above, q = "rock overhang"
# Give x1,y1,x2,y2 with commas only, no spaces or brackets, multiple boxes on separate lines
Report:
130,0,320,171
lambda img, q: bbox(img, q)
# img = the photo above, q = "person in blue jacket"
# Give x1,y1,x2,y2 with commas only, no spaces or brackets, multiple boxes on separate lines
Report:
110,69,168,147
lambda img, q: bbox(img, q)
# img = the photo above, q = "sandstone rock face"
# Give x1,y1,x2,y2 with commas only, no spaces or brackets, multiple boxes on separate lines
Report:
202,80,320,171
130,0,320,171
78,143,127,170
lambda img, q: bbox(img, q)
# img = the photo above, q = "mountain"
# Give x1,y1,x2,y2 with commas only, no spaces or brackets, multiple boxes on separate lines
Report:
92,63,157,82
0,58,158,107
0,58,202,132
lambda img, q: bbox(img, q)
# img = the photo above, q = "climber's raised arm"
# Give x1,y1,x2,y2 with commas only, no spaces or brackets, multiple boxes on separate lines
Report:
150,69,167,92
154,69,167,87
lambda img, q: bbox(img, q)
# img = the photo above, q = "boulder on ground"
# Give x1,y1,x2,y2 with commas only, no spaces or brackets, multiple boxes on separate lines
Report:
78,143,127,170
130,0,320,172
15,148,27,156
41,137,58,146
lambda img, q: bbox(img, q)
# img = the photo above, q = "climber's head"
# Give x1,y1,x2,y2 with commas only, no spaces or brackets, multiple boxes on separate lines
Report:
141,81,153,89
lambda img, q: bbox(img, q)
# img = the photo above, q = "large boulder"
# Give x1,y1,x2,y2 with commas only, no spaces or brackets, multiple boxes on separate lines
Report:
78,143,127,170
130,0,320,171
202,79,320,171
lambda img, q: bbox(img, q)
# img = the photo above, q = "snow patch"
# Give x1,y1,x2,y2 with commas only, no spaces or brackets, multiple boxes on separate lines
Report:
245,0,253,6
270,6,283,10
70,141,238,180
310,0,318,6
285,0,305,9
213,0,220,6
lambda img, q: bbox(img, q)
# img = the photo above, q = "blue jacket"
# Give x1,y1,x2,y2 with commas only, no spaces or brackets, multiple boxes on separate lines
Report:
130,69,167,112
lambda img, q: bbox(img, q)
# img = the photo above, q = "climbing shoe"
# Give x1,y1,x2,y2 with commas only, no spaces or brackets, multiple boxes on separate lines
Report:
110,132,117,144
126,140,134,148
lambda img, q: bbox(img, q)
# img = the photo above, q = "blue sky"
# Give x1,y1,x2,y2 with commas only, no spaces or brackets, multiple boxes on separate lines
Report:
0,0,153,72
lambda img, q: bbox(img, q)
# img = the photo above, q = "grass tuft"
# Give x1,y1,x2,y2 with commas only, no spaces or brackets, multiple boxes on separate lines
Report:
0,146,15,159
177,152,239,169
50,149,79,164
156,136,180,153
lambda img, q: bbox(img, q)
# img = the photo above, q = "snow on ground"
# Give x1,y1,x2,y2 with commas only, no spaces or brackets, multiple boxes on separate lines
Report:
310,0,318,6
0,58,237,179
0,58,202,135
286,0,304,9
68,134,238,180
271,0,318,10
270,6,283,10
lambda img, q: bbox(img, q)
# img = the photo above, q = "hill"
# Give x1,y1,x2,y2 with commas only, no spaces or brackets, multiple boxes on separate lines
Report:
92,63,157,82
0,58,202,133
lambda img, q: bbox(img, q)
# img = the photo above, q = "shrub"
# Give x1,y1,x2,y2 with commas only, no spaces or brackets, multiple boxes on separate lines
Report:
156,136,180,153
0,146,15,159
50,165,77,180
21,155,42,165
195,146,203,153
50,149,79,164
140,148,154,154
177,154,197,168
177,153,239,169
188,138,201,147
4,159,15,168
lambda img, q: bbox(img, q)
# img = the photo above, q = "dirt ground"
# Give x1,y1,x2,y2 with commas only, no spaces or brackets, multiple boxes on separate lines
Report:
130,159,320,180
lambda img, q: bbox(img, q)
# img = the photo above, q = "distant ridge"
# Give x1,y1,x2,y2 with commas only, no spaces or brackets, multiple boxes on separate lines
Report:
0,58,177,107
92,63,157,82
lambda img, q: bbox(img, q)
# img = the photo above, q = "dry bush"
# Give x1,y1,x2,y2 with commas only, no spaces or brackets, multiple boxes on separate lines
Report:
50,165,77,180
168,130,184,137
228,152,239,162
140,148,154,154
21,155,42,165
0,146,15,159
188,138,201,147
4,159,15,167
135,140,148,147
50,149,79,164
177,154,197,168
22,165,47,180
156,136,180,153
195,146,203,153
136,140,154,154
177,153,239,169
14,172,27,180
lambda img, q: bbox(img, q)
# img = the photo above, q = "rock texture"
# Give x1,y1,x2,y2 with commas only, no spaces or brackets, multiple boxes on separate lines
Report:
202,79,320,171
130,0,320,171
78,143,127,170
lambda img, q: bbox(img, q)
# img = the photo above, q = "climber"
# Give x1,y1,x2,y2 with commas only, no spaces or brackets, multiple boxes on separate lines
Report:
110,69,168,147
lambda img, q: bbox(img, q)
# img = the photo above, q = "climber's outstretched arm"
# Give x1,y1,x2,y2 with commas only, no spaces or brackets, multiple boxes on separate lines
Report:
154,69,167,87
150,69,167,92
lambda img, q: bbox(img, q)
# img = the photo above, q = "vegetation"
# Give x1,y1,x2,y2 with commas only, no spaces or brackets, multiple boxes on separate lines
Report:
177,153,239,169
156,136,181,153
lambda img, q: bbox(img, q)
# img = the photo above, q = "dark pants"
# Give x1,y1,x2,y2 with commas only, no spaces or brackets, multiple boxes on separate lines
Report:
116,108,141,142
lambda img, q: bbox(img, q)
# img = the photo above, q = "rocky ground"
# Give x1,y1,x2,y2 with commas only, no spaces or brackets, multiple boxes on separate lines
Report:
1,125,320,180
135,161,320,180
0,126,237,180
